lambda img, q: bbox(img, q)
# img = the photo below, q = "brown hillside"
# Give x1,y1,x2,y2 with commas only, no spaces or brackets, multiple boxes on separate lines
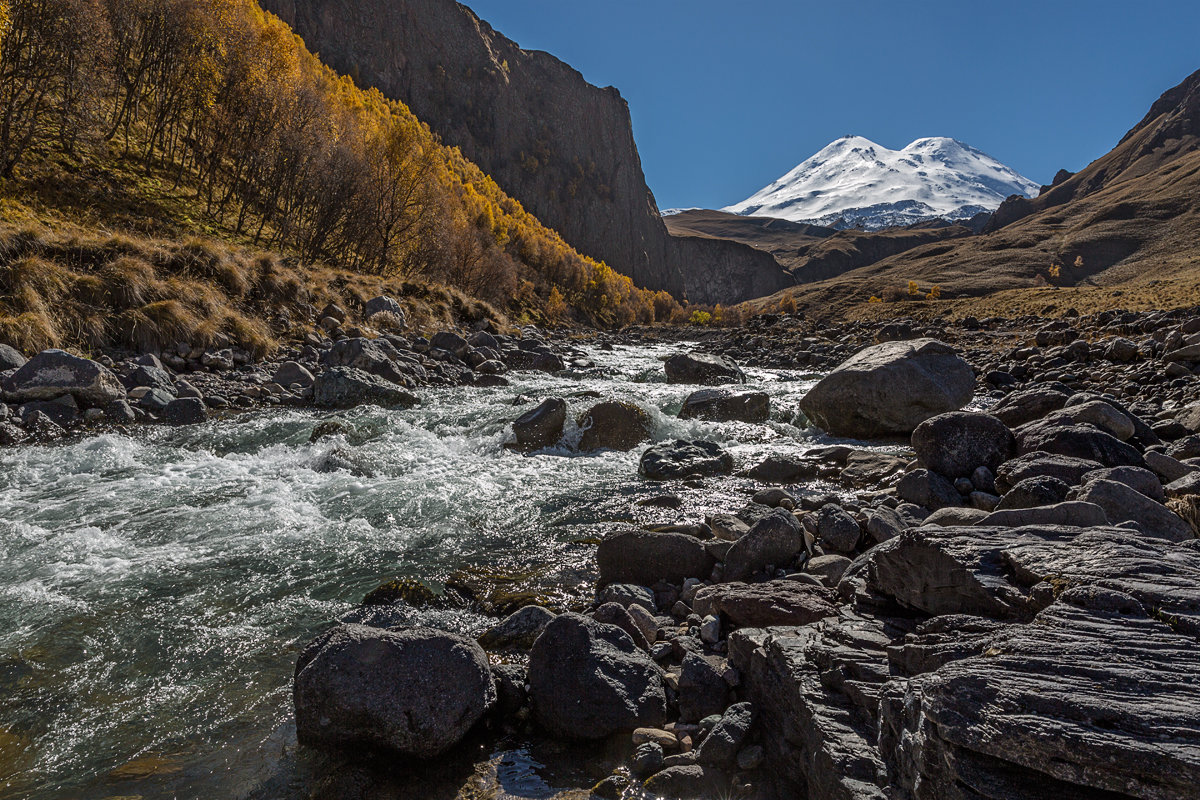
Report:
751,68,1200,318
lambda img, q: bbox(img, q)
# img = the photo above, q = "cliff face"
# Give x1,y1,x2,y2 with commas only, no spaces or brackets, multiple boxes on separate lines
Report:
262,0,790,305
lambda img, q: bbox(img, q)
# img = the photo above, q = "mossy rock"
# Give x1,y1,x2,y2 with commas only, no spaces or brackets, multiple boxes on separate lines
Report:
361,578,442,608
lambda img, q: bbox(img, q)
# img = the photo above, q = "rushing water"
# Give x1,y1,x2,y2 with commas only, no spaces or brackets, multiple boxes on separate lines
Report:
0,343,846,800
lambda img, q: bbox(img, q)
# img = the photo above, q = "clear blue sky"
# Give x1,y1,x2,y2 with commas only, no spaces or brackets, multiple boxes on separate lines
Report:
466,0,1200,210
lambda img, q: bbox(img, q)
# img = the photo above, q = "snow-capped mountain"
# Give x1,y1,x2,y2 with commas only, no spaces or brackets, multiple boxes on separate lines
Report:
723,135,1040,230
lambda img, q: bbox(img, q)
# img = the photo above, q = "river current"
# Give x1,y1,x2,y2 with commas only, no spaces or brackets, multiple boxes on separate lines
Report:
0,343,845,799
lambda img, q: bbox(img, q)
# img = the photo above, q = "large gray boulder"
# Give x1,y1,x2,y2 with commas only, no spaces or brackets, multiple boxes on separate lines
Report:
1076,479,1194,542
312,367,418,409
799,339,974,438
639,439,734,480
664,352,746,385
1015,422,1144,468
293,624,496,758
912,412,1014,479
1,349,125,407
597,528,715,586
527,613,666,739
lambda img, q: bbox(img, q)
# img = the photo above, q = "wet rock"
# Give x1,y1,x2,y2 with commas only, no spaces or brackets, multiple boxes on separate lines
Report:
597,529,715,587
812,504,861,553
740,453,821,483
528,613,666,739
293,624,495,758
912,412,1014,478
693,580,838,627
511,398,566,450
799,339,974,438
2,349,125,407
102,399,136,424
664,351,746,385
1075,479,1193,542
643,764,728,799
631,741,665,777
578,401,651,451
678,389,769,423
478,605,556,651
724,509,806,581
312,367,418,409
163,397,207,426
639,440,734,481
505,349,564,372
490,663,527,717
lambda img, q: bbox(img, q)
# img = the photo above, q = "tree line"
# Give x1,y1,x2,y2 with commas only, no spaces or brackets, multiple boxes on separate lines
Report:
0,0,676,325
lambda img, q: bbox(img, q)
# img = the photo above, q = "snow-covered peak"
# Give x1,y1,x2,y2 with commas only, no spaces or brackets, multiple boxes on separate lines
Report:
723,135,1039,230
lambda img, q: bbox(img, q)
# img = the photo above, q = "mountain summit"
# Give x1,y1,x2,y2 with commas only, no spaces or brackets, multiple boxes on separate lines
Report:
723,135,1039,230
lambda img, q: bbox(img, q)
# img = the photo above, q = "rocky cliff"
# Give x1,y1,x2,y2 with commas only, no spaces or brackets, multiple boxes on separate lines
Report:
262,0,790,305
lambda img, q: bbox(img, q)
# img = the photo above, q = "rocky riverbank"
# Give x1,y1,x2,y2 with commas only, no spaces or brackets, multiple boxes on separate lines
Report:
3,303,1199,799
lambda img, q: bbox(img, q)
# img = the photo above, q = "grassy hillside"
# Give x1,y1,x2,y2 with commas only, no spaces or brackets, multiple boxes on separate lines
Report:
0,0,678,356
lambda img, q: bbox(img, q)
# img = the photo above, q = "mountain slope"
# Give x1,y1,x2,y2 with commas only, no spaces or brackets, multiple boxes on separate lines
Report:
724,136,1039,230
263,0,792,305
749,69,1200,318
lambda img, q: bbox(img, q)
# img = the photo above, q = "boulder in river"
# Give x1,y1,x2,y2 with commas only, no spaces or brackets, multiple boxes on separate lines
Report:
293,624,496,758
639,440,734,480
528,612,667,739
799,338,974,438
511,398,566,450
312,367,418,409
1,349,125,407
664,352,746,385
678,388,769,423
577,401,651,451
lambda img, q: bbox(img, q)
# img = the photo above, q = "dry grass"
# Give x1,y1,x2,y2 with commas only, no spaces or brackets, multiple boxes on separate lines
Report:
0,220,506,357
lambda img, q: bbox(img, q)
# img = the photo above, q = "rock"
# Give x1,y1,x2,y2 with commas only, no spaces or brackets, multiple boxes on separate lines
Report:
511,398,566,450
0,344,26,371
102,399,136,424
0,420,23,446
696,702,754,766
1,349,124,407
123,364,176,396
593,602,651,651
995,451,1104,493
664,352,746,385
577,401,651,451
18,395,79,427
1015,423,1144,468
980,501,1110,528
699,615,720,645
692,580,838,627
995,475,1072,510
633,727,679,750
1105,337,1140,362
752,488,795,509
490,663,528,717
1075,480,1193,542
678,389,769,423
678,653,730,722
527,613,666,739
1146,450,1197,483
866,506,906,543
274,361,316,388
364,295,406,323
505,349,565,372
429,331,470,358
137,387,174,413
312,367,418,409
293,624,495,758
911,412,1014,478
597,529,715,587
805,554,854,586
897,469,962,510
1041,400,1136,441
163,397,208,426
736,744,765,771
596,583,656,612
812,504,861,553
799,339,975,438
740,453,821,483
1166,471,1200,499
478,605,555,650
643,764,727,799
840,451,909,486
724,509,806,581
989,386,1071,427
639,440,734,480
1081,465,1166,503
922,507,990,526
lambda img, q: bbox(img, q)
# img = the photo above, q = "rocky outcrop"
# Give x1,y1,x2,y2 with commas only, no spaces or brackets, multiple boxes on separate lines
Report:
264,0,792,304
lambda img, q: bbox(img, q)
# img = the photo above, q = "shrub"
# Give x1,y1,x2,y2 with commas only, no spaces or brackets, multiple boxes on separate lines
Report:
907,280,921,297
689,310,712,326
868,295,883,304
926,285,941,300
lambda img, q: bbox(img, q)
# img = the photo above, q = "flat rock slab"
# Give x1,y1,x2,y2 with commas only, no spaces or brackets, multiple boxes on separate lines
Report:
692,580,838,627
